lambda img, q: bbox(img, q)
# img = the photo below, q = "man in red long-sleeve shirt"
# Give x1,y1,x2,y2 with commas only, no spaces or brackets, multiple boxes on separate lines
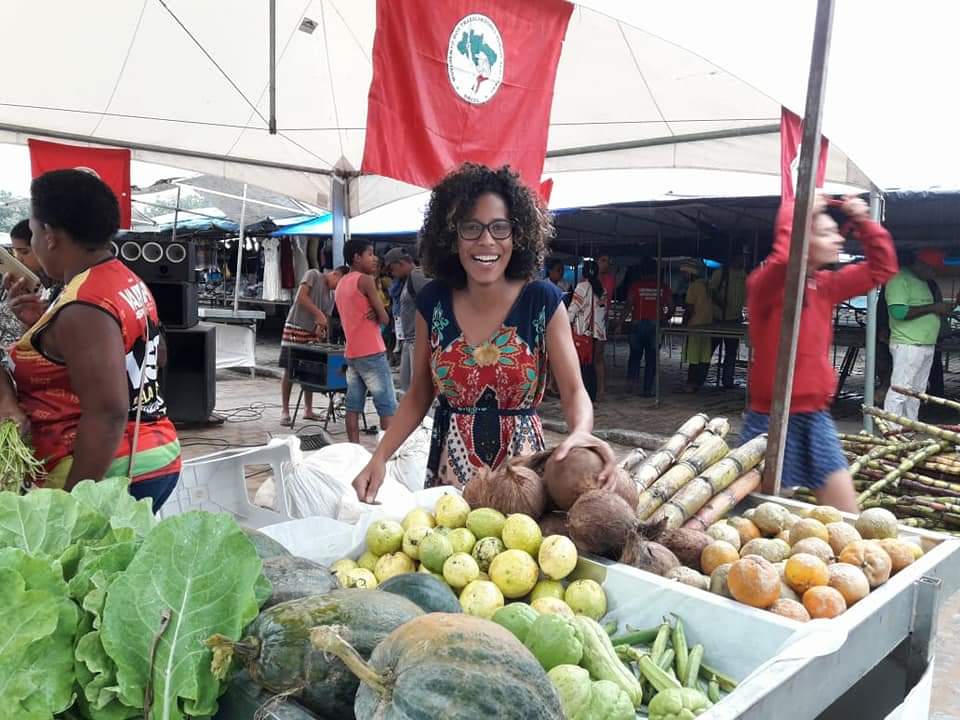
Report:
741,195,898,512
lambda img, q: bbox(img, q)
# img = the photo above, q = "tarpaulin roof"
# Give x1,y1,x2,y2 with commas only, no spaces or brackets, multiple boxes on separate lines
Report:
0,1,876,216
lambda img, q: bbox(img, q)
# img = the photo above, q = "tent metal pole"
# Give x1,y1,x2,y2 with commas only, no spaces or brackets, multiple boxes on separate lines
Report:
863,191,883,433
762,0,835,497
233,183,248,313
331,175,348,267
655,229,663,408
171,185,181,245
545,124,780,159
269,0,277,135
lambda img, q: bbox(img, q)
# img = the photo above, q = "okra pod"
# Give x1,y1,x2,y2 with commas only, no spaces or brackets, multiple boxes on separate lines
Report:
638,654,681,693
672,618,689,684
611,625,661,647
699,661,738,691
685,644,704,688
708,676,721,703
651,622,671,664
657,648,674,672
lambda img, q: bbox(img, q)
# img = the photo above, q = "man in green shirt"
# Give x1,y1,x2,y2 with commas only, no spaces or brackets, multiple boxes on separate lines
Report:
883,249,953,420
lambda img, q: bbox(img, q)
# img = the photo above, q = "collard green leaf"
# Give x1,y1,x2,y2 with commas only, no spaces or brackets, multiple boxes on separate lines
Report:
0,551,77,720
100,512,263,720
254,572,273,609
0,489,79,557
67,528,140,602
72,476,155,540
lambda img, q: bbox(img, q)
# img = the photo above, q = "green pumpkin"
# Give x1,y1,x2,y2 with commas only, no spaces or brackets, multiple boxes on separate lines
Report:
547,665,634,720
378,572,461,613
207,589,422,718
260,555,338,609
312,613,564,720
241,526,291,559
492,603,539,643
524,613,584,671
215,670,319,719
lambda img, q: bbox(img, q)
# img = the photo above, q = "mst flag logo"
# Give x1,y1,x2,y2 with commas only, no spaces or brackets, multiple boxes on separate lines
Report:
447,14,504,104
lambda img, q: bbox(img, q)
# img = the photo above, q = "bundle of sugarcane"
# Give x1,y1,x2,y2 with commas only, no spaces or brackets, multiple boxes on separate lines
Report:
682,466,763,532
635,432,729,521
651,435,768,530
630,413,708,490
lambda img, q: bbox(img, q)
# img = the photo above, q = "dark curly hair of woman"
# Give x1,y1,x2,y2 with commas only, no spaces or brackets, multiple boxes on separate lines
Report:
418,164,553,289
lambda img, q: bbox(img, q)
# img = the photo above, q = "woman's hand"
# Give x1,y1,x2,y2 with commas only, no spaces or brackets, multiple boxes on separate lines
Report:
353,457,387,504
0,402,29,435
841,195,870,221
552,430,618,487
3,276,46,327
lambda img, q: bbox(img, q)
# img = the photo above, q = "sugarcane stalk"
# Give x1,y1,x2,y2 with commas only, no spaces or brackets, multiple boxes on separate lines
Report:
838,432,891,446
848,440,931,477
653,435,768,530
618,448,648,475
892,386,960,413
682,468,762,532
704,417,731,439
921,461,960,477
899,478,960,499
862,406,960,446
897,517,940,529
857,443,946,504
857,459,960,490
632,413,709,490
636,433,729,520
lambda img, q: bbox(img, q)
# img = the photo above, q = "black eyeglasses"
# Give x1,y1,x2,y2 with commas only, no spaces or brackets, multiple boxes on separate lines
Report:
457,218,513,241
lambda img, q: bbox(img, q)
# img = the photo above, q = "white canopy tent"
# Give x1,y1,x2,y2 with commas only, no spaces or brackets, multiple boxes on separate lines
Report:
0,0,877,217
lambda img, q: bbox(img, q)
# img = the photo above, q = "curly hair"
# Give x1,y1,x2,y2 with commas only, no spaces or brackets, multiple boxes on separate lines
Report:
31,169,119,249
418,164,552,289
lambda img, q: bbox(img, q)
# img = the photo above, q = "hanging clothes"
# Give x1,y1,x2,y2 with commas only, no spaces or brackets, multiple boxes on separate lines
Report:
262,238,282,301
280,237,295,289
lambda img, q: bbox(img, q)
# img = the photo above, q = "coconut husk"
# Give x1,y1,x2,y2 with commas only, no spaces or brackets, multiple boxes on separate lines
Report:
567,490,637,559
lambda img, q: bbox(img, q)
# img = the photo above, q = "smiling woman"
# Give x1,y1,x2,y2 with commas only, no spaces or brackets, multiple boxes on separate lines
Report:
352,164,616,503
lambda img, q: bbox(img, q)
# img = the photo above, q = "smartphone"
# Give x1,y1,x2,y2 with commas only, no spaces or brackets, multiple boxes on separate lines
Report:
0,246,40,293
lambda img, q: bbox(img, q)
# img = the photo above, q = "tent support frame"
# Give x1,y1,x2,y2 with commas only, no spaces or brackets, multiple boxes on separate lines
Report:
546,123,779,159
762,0,835,496
863,191,883,432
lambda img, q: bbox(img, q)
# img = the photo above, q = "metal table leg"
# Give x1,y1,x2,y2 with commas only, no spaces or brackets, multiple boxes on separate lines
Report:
906,576,942,688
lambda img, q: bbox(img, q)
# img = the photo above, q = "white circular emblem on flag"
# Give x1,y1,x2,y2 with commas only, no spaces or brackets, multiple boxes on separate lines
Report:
447,14,504,104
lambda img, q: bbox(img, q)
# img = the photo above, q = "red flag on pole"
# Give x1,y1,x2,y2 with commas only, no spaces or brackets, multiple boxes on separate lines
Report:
539,178,554,205
362,0,573,191
780,108,829,201
28,139,132,228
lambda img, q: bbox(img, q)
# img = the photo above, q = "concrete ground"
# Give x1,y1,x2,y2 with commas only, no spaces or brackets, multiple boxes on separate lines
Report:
180,331,960,719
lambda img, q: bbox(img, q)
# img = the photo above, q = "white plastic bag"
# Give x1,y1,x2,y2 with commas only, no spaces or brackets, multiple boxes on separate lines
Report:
253,477,277,509
383,415,433,492
282,442,373,519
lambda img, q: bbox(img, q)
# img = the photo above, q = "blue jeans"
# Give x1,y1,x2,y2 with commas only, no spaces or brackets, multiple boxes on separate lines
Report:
129,472,180,514
627,320,657,394
345,352,398,416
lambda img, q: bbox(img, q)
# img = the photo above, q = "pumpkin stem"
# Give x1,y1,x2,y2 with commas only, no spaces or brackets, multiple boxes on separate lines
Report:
205,634,260,680
311,626,391,698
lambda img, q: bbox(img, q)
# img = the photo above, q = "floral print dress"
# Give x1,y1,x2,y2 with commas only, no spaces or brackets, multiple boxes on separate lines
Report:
415,280,563,488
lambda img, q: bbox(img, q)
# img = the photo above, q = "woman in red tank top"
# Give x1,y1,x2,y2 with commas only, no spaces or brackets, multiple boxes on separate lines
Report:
0,170,181,511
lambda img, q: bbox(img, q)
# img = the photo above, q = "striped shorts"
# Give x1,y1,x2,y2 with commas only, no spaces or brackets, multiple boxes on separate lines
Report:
739,410,848,490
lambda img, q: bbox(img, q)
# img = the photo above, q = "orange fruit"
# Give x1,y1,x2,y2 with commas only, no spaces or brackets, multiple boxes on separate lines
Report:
728,517,761,547
727,556,780,609
825,522,862,557
789,518,829,546
789,537,835,565
701,540,740,576
708,563,734,598
827,563,870,606
802,586,847,619
784,553,829,594
838,540,892,588
879,539,916,575
768,598,810,622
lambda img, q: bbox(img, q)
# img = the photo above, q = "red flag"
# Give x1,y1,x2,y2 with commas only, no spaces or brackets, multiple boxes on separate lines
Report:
362,0,573,191
539,178,554,205
780,108,829,201
28,139,132,228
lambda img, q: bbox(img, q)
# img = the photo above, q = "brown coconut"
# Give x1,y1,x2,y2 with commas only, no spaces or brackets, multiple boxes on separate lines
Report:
568,490,636,559
658,528,713,572
462,466,493,508
620,519,681,577
482,456,548,518
538,511,570,538
543,447,638,510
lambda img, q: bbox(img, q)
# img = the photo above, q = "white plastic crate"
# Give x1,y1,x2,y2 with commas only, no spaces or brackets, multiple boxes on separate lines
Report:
161,440,295,528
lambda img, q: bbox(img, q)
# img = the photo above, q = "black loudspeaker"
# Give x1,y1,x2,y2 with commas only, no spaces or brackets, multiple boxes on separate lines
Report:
162,325,216,424
147,281,198,330
114,237,197,283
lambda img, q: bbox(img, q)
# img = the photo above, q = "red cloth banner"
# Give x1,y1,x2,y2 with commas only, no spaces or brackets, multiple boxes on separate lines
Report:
28,139,132,228
780,107,829,201
539,178,554,205
362,0,573,191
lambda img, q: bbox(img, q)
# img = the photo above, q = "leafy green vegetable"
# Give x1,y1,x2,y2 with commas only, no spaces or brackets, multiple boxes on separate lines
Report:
0,489,80,558
67,528,140,602
71,476,155,540
0,550,78,719
100,512,263,720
